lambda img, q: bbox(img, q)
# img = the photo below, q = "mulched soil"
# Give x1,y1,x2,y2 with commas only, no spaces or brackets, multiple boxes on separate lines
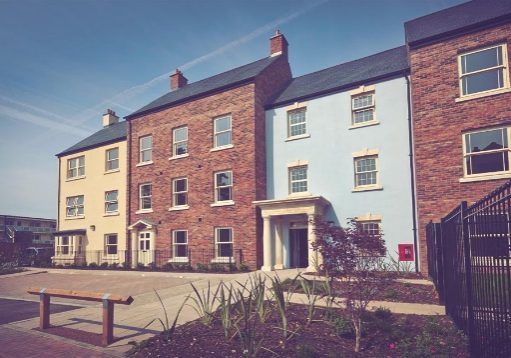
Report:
130,305,468,357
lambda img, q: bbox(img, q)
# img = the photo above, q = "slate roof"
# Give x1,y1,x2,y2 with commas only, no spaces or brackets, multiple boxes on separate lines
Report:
269,46,408,108
56,121,127,157
126,56,280,119
405,0,511,48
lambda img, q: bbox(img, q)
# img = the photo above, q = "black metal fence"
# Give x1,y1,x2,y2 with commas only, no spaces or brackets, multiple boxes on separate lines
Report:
427,181,511,357
51,248,245,272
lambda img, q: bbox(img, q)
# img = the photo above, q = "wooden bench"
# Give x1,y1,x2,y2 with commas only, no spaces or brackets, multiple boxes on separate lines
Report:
27,287,134,345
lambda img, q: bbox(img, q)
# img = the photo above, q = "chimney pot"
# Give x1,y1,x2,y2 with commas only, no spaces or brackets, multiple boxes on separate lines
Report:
170,68,188,90
102,109,119,127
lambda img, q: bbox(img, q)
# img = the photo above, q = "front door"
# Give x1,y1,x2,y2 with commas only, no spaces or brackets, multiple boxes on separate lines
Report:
289,228,308,268
138,231,153,265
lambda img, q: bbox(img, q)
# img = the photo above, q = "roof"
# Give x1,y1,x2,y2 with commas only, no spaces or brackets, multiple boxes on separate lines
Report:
126,56,280,119
405,0,511,48
269,46,408,108
0,214,56,222
56,121,127,157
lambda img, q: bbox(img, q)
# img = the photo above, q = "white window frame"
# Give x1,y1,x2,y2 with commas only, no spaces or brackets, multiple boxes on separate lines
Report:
462,127,511,179
139,183,152,210
172,177,188,208
354,156,379,189
287,108,307,138
105,234,118,256
214,170,233,203
214,227,233,262
105,190,119,214
360,221,381,236
67,155,85,179
288,166,308,195
458,44,510,98
213,115,232,148
172,126,188,157
351,92,376,126
139,135,153,163
57,236,73,256
106,147,119,171
66,195,84,217
172,230,188,261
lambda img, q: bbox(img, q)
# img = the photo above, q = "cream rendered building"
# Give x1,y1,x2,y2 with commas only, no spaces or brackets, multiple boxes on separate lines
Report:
54,110,127,266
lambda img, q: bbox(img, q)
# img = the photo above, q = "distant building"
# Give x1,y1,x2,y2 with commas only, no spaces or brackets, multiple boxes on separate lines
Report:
0,214,56,245
53,110,127,265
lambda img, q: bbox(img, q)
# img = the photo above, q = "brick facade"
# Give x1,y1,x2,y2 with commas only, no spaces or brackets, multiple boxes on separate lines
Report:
410,23,511,272
128,55,291,270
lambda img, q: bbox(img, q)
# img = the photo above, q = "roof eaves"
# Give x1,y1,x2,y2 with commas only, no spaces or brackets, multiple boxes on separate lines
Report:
268,68,410,110
125,77,256,120
56,136,127,158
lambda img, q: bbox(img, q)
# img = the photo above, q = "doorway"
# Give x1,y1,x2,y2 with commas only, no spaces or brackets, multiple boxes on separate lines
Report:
138,231,153,265
289,228,308,268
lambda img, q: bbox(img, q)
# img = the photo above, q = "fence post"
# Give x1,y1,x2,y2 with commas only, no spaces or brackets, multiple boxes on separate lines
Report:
460,201,475,347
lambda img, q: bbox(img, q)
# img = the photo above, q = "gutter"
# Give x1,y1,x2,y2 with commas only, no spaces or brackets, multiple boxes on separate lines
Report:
405,73,420,273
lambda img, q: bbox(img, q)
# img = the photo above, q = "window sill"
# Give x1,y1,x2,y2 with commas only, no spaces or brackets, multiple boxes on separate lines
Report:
169,153,189,161
287,192,311,198
104,169,120,175
168,257,189,263
135,209,153,214
459,173,511,183
285,133,310,142
349,120,380,130
210,201,235,207
168,205,190,211
211,257,235,264
136,161,153,167
65,216,85,220
210,144,234,152
352,185,383,193
103,212,119,217
66,175,86,182
455,87,511,103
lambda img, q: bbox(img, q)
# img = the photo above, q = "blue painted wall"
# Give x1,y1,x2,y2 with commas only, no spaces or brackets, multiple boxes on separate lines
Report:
265,76,415,263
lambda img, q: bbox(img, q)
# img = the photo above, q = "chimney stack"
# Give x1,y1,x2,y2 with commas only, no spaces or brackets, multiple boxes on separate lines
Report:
270,29,288,57
102,109,119,127
170,68,188,90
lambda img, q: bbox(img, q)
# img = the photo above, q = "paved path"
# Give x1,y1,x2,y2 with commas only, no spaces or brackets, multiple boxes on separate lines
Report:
0,298,82,324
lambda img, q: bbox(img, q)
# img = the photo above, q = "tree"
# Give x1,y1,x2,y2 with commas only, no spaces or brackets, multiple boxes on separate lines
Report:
311,217,389,353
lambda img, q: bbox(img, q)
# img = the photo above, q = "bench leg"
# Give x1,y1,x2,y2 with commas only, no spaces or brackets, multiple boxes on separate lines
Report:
40,293,50,329
102,300,114,345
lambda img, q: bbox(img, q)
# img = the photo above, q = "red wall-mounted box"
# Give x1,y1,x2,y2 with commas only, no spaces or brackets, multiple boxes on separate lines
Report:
398,244,414,261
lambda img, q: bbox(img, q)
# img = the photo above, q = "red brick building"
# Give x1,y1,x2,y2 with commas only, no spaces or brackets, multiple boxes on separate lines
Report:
405,0,511,271
125,32,291,270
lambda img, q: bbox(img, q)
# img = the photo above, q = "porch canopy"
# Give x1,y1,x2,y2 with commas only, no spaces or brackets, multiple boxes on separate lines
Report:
253,195,330,271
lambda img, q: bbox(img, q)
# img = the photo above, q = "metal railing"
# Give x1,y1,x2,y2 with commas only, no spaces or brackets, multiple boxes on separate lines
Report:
427,180,511,357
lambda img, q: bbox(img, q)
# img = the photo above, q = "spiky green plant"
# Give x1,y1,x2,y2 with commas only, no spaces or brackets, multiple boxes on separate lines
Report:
188,281,222,326
299,276,320,327
144,289,190,341
217,282,237,338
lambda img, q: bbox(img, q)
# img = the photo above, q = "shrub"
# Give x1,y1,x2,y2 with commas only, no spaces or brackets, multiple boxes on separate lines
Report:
148,262,157,271
210,263,227,272
296,343,320,358
239,263,250,272
88,262,98,269
80,261,88,268
100,262,109,269
137,263,146,271
162,263,173,271
383,289,399,300
175,263,192,271
373,306,392,320
196,263,209,272
330,314,355,338
109,262,119,269
56,264,65,269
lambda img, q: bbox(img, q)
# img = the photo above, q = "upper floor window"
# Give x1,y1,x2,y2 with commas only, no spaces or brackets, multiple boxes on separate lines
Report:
172,177,188,207
288,109,307,137
459,44,509,97
214,170,233,202
289,166,308,194
67,156,85,179
106,148,119,171
66,195,84,217
463,127,510,177
105,234,118,255
214,115,232,148
173,126,188,156
354,156,379,188
360,221,381,236
352,93,375,125
139,135,152,163
139,183,152,210
105,190,119,214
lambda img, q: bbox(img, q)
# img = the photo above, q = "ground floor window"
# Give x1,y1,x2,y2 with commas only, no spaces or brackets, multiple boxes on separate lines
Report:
57,236,72,255
215,227,233,258
105,234,118,255
172,230,188,258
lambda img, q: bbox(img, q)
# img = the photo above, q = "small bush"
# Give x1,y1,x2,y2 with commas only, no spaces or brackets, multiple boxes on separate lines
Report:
239,263,250,272
210,263,227,272
137,263,146,271
374,306,392,320
100,262,109,269
80,261,88,268
162,263,173,271
89,262,98,269
296,343,320,358
196,263,209,272
148,262,158,271
383,289,399,300
331,314,355,338
109,262,119,269
175,263,192,271
56,264,65,269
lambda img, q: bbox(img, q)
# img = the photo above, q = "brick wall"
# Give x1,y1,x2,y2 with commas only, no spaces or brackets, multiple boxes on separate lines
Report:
410,23,511,272
128,56,291,270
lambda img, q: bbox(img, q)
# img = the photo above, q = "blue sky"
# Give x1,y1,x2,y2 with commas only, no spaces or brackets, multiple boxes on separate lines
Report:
0,0,465,219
